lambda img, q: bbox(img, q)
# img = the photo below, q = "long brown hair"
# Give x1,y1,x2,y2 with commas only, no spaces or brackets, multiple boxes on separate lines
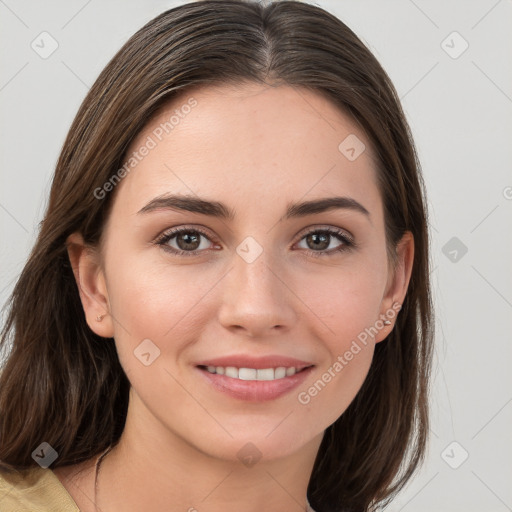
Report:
0,1,434,510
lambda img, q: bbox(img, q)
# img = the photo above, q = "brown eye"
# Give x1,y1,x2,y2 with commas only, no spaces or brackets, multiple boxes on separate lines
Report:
304,232,330,251
174,231,202,251
156,227,216,256
296,228,355,257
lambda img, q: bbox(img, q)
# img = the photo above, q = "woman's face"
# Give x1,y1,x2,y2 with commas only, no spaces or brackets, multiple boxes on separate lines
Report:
75,82,413,464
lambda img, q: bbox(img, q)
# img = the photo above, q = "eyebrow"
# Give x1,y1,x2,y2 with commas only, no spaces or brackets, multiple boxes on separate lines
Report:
137,193,371,221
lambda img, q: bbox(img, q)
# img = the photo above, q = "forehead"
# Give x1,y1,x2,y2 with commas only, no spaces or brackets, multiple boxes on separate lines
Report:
112,82,381,218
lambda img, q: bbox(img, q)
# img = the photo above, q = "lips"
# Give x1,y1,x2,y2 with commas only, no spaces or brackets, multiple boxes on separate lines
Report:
194,355,315,402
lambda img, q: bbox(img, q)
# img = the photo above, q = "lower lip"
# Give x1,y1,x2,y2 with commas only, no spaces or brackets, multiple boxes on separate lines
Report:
196,366,314,402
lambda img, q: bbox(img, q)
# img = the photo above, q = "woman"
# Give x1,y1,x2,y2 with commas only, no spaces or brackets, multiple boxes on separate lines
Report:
0,1,434,511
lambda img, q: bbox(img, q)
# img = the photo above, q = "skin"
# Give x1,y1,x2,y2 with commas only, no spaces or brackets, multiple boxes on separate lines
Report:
57,82,414,512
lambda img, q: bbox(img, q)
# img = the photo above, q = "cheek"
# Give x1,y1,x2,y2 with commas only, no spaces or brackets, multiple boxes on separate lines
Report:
106,236,208,315
297,257,387,347
295,277,379,428
291,259,386,423
103,258,215,428
103,250,218,367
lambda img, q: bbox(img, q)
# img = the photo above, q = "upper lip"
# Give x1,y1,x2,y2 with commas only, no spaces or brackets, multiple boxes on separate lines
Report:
196,355,314,371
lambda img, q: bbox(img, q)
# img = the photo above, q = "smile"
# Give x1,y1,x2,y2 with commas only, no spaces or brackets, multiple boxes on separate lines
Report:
200,365,309,381
196,364,315,402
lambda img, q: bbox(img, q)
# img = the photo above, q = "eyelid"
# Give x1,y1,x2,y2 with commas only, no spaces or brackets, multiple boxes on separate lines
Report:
154,224,216,241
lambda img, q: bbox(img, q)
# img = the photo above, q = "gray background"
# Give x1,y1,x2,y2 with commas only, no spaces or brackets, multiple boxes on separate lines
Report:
1,1,511,510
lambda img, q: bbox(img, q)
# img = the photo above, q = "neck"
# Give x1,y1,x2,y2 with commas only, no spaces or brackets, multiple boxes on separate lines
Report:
96,391,322,512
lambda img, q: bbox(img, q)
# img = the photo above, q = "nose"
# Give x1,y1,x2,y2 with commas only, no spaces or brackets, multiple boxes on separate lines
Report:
217,249,298,338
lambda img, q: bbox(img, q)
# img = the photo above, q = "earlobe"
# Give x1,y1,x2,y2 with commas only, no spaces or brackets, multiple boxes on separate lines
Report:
375,231,414,343
66,232,114,338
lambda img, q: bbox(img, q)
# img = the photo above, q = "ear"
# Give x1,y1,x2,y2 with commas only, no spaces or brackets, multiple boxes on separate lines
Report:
66,232,114,338
375,231,414,343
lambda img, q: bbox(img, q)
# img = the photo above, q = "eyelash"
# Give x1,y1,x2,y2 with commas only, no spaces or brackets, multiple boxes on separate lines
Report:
154,225,356,258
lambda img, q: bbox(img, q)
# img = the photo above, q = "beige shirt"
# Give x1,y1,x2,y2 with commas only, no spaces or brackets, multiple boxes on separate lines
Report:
0,467,80,511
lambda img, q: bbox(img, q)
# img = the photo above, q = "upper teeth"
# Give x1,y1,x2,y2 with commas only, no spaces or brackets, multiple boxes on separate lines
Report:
205,366,299,381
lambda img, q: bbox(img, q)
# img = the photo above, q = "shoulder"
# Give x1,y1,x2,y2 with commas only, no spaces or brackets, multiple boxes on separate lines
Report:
0,466,80,511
